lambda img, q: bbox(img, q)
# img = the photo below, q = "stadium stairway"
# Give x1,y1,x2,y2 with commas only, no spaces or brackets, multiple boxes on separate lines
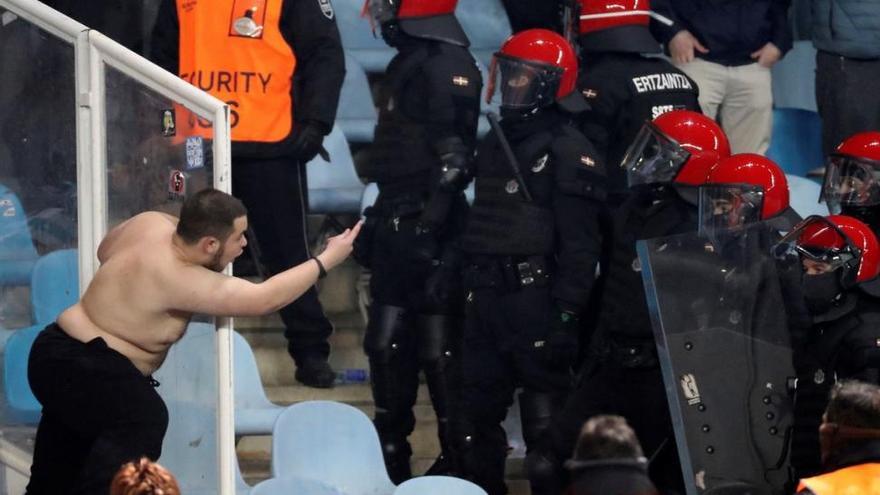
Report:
234,256,530,494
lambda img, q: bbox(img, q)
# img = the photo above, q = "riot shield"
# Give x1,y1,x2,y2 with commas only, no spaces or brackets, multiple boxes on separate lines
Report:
638,222,795,495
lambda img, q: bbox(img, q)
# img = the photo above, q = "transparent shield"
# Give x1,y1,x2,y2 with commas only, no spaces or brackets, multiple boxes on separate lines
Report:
104,64,219,493
638,222,795,495
0,6,78,475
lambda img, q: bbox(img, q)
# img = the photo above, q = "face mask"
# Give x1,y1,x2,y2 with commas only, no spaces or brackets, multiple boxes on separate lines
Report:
802,271,843,315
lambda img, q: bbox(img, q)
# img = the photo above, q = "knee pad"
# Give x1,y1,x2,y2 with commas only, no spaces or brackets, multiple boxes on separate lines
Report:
364,305,408,363
519,390,564,447
417,314,457,372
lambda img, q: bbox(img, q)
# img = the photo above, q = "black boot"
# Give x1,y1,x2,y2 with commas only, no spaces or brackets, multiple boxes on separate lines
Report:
294,356,335,388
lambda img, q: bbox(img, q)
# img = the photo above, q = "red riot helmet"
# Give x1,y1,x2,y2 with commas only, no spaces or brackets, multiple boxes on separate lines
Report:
364,0,469,46
574,0,668,54
821,132,880,218
706,154,790,220
487,29,579,111
789,215,880,286
623,110,731,187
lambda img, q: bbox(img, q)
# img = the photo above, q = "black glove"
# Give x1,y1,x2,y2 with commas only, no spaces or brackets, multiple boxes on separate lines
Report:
290,120,329,163
539,307,580,370
435,136,473,193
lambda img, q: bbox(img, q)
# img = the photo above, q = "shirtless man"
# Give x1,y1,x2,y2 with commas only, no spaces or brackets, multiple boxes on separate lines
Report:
25,188,360,494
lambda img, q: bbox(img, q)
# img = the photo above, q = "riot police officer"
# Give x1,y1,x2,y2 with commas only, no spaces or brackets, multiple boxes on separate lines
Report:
528,110,730,494
571,0,701,196
452,29,605,495
356,0,482,483
773,215,880,480
821,132,880,234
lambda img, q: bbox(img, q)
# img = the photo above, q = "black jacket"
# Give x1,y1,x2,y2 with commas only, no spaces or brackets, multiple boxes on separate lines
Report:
651,0,793,66
567,459,659,495
461,108,606,313
150,0,345,159
575,51,700,194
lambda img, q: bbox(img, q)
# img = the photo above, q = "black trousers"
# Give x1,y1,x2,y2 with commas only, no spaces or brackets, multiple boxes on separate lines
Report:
26,324,168,495
457,279,572,495
232,156,332,363
816,51,880,156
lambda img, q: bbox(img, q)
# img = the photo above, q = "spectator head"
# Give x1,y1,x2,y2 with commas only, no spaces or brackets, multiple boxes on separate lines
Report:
110,458,180,495
819,380,880,466
572,415,645,461
175,188,248,271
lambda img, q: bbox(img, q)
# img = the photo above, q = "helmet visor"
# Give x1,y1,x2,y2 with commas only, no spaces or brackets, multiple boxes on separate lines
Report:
622,122,691,187
821,154,880,213
698,183,764,235
487,54,561,109
773,215,860,273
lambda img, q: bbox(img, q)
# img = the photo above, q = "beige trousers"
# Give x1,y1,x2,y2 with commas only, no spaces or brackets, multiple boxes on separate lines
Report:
675,58,773,155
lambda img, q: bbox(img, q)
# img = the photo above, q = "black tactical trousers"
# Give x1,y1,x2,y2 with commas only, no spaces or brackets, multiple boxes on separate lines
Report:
454,259,572,495
362,201,464,482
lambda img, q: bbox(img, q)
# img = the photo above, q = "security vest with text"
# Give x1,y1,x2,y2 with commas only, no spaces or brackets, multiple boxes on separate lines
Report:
176,0,296,142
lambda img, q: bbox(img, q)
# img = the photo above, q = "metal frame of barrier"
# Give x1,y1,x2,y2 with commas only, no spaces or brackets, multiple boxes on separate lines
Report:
0,0,235,492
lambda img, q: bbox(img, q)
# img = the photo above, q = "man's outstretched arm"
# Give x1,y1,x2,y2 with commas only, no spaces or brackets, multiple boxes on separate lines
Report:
165,223,360,317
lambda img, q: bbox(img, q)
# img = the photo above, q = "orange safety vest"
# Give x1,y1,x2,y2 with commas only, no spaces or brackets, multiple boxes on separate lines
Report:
176,0,296,142
798,463,880,495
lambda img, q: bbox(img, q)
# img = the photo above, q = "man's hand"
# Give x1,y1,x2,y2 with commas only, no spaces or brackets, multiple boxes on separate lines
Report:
290,121,328,163
317,221,363,271
750,42,782,68
668,30,709,64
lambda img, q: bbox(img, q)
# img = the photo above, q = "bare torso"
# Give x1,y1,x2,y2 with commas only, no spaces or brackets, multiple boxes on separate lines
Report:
58,213,192,376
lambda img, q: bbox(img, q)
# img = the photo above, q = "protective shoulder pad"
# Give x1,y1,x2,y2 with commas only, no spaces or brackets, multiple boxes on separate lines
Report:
551,125,607,202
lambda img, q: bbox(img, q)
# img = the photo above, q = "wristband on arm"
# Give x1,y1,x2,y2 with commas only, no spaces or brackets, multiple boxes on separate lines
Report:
311,256,327,279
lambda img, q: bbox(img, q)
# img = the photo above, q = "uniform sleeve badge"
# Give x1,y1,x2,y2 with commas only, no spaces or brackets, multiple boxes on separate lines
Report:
453,76,470,87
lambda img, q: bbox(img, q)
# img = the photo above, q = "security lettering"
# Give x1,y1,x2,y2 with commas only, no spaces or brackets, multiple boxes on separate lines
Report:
179,70,272,94
632,73,693,93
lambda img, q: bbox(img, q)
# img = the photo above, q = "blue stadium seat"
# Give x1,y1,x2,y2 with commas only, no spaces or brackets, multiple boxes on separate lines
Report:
4,323,44,424
337,55,377,143
271,400,396,495
250,477,345,495
233,330,283,436
307,125,366,215
767,108,824,177
30,249,78,323
334,0,394,72
394,476,488,495
457,0,512,69
0,184,38,286
786,174,828,219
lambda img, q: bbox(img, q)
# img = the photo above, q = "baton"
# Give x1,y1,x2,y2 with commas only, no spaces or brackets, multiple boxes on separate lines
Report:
486,112,533,202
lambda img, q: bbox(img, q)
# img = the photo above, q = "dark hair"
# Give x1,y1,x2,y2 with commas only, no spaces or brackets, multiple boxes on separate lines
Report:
110,457,180,495
176,188,247,244
826,380,880,429
573,415,644,461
